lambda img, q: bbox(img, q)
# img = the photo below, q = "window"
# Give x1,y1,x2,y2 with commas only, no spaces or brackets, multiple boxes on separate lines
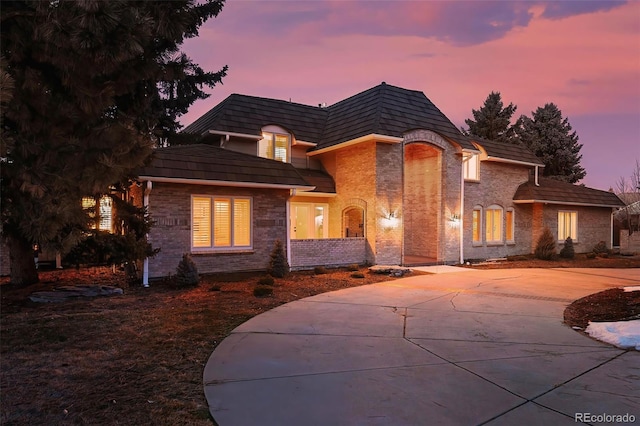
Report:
82,195,113,232
485,205,503,243
472,207,482,244
558,211,577,241
192,196,252,249
505,208,515,243
291,202,328,239
259,132,289,163
464,153,480,181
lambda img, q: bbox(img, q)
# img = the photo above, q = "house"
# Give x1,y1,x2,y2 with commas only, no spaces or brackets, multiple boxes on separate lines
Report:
614,193,640,253
134,82,624,284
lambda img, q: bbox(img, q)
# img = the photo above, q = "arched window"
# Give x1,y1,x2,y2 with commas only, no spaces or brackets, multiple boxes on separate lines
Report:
343,206,365,238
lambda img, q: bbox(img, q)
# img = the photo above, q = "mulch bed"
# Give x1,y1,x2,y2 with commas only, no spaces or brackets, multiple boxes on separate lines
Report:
564,287,640,329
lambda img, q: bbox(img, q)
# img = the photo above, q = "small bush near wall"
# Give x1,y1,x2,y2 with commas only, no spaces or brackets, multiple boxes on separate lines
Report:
269,240,289,278
254,285,273,297
313,266,328,275
592,241,610,257
560,237,575,259
175,253,199,287
535,227,557,260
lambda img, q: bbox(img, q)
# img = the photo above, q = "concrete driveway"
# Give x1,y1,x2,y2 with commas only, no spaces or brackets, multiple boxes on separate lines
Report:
203,268,640,425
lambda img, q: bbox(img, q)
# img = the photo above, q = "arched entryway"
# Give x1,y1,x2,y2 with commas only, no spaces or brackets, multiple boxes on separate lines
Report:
403,142,442,264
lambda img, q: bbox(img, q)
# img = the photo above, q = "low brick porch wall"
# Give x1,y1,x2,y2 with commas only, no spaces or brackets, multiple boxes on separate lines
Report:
290,238,367,270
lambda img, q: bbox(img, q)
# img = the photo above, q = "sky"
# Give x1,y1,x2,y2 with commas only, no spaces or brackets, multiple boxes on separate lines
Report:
179,0,640,192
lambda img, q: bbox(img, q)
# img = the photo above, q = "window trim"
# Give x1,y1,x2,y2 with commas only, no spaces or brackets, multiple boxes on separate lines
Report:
464,153,480,182
558,210,578,242
485,204,503,245
505,208,515,244
472,206,483,246
191,195,253,251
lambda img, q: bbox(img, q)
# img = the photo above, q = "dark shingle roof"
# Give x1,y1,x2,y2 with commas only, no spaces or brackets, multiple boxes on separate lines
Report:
138,144,312,189
514,177,625,207
320,83,475,150
294,168,336,194
471,137,544,166
183,94,327,142
183,83,476,151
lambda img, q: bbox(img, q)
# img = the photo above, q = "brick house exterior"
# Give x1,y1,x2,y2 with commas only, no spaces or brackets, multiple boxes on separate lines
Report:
133,82,624,282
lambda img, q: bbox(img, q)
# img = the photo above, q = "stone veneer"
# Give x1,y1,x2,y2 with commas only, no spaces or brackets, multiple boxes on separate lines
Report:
290,238,367,269
146,182,289,278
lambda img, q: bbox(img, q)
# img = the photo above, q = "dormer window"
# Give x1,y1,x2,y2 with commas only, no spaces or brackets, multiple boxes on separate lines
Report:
259,131,289,163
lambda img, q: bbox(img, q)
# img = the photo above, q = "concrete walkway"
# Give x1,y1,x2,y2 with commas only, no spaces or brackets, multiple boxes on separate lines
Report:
204,268,640,425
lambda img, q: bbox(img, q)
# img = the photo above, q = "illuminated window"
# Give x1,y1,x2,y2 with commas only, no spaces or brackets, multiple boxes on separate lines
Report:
472,207,482,244
558,211,577,241
259,132,289,163
485,205,503,243
464,153,480,181
505,208,515,243
291,202,328,239
192,196,252,249
82,195,113,232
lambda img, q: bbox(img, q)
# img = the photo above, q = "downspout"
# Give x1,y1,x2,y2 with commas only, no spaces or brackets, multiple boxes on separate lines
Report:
143,180,153,287
460,154,468,265
611,208,615,249
534,166,540,186
286,189,295,271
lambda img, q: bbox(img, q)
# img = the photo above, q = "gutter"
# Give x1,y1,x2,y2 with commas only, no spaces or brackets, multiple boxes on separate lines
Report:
138,176,315,192
307,134,402,156
513,199,625,208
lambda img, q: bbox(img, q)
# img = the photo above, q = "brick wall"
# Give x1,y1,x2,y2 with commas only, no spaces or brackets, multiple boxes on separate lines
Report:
375,143,403,265
290,237,367,269
146,182,289,278
536,205,613,253
463,162,531,260
619,230,640,254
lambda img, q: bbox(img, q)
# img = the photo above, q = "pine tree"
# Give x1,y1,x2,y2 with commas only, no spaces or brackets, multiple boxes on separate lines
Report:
1,1,227,286
514,103,586,183
464,92,518,143
268,240,289,278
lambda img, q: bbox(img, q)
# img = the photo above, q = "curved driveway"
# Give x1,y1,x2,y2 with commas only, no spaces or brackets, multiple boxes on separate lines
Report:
204,268,640,425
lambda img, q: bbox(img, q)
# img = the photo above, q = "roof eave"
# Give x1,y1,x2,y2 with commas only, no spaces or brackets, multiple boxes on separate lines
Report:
308,133,402,156
486,156,545,168
207,130,263,140
139,176,315,191
513,199,624,208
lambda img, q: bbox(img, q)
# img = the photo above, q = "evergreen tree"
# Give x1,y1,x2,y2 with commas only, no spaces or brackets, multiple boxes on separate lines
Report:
514,103,586,183
464,92,518,143
1,1,227,286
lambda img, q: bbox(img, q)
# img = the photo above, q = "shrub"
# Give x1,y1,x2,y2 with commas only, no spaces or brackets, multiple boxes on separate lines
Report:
350,272,365,279
175,253,199,287
586,252,597,259
253,285,273,297
534,227,557,260
313,266,327,275
268,240,289,278
258,276,275,286
592,241,609,256
347,264,360,271
559,237,575,259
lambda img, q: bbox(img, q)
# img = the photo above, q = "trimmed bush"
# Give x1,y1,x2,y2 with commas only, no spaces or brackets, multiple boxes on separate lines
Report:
258,276,275,286
592,241,609,256
268,240,289,278
253,285,273,297
313,266,328,275
534,227,557,260
559,237,575,259
175,253,199,287
347,264,360,271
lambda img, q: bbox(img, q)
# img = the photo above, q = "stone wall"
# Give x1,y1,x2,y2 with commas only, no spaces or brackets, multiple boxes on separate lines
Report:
619,230,640,254
290,238,367,269
146,182,289,278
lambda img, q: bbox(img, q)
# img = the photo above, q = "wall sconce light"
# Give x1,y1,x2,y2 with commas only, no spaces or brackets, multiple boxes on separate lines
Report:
380,211,400,230
448,213,461,228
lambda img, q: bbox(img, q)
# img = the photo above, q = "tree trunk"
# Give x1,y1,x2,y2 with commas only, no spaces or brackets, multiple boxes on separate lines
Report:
7,235,39,286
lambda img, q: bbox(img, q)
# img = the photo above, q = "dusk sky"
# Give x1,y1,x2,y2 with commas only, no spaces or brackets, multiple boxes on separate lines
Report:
179,0,640,192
